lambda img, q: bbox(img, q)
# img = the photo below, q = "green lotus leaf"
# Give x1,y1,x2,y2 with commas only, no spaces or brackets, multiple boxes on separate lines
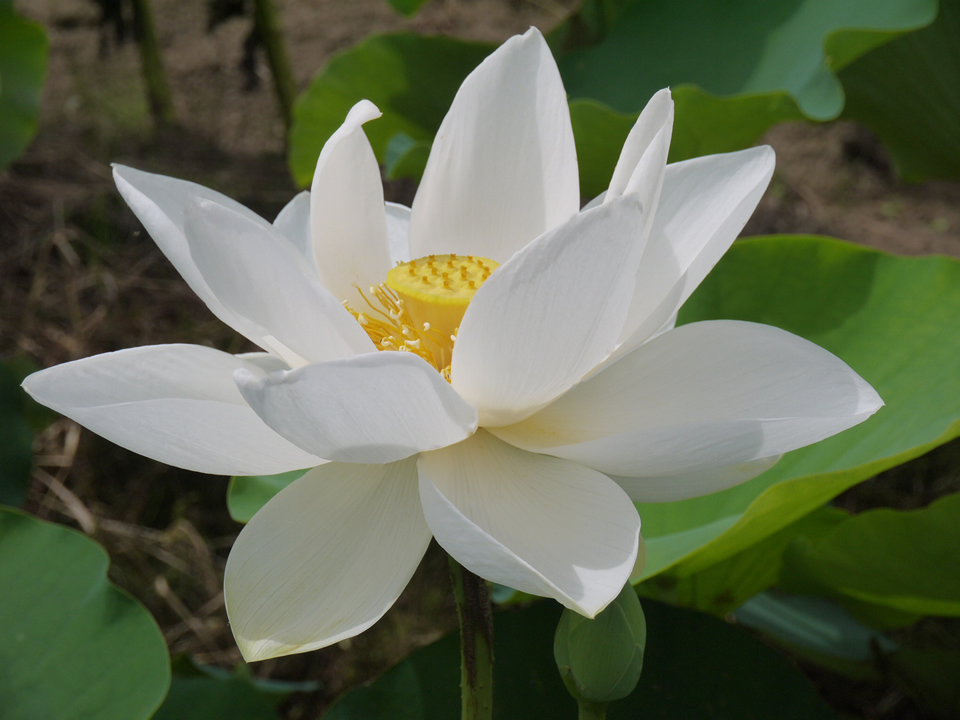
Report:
0,507,170,720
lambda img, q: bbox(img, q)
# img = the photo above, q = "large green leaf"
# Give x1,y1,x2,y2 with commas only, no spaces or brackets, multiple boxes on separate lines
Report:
639,236,960,580
0,507,170,720
289,1,934,194
288,33,493,187
555,0,936,120
839,0,960,181
0,4,47,169
324,598,834,719
638,505,847,616
782,492,960,616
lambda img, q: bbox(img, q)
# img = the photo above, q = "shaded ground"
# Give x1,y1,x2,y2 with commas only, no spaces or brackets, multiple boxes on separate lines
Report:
2,0,960,718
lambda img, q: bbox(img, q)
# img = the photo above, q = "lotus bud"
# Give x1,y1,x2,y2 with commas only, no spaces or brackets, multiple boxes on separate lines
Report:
553,583,646,704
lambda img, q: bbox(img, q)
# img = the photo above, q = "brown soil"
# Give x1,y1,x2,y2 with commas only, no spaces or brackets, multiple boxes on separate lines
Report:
3,1,959,718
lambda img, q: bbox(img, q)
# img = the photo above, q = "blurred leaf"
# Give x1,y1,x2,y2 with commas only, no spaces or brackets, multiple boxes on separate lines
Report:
227,469,306,523
0,4,48,169
153,676,280,720
638,505,847,616
782,493,960,616
325,598,835,719
639,236,960,580
839,0,960,181
554,0,936,119
153,658,317,720
290,1,934,194
0,362,37,506
384,0,430,17
733,592,896,680
0,507,170,720
888,646,960,718
289,33,493,187
384,131,430,179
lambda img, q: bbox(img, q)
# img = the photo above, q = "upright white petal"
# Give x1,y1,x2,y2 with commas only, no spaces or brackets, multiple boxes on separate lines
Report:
21,345,322,476
418,431,639,617
452,195,645,427
235,352,478,464
493,320,882,485
408,27,579,263
183,198,374,367
225,458,431,661
606,88,673,233
273,191,314,269
310,101,393,307
385,202,411,264
616,146,775,353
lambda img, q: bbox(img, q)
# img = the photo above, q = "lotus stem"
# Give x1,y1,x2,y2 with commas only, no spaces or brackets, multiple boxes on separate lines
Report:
252,0,297,131
130,0,175,124
449,556,494,720
578,701,608,720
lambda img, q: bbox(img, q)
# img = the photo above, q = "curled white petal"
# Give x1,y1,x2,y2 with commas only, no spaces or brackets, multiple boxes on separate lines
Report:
310,100,393,307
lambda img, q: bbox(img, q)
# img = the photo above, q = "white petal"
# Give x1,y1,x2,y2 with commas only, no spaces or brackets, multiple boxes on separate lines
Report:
606,88,673,231
385,202,411,264
310,100,393,307
493,320,882,482
21,345,322,475
273,191,314,268
452,195,645,427
616,146,776,352
184,198,374,367
418,431,639,616
113,165,275,340
235,351,478,464
225,458,431,661
408,27,579,263
609,456,781,503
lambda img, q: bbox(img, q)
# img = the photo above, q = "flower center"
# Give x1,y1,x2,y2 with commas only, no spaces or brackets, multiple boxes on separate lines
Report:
344,254,498,380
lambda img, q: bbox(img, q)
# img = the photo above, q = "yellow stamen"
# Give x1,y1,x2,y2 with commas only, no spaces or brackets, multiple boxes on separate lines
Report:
343,253,499,378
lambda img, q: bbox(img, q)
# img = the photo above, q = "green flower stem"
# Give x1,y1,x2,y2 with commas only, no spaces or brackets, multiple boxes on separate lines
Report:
578,701,608,720
252,0,297,131
130,0,175,124
449,556,494,720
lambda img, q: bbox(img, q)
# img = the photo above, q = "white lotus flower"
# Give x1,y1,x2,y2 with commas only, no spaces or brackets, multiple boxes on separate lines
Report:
22,28,881,662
